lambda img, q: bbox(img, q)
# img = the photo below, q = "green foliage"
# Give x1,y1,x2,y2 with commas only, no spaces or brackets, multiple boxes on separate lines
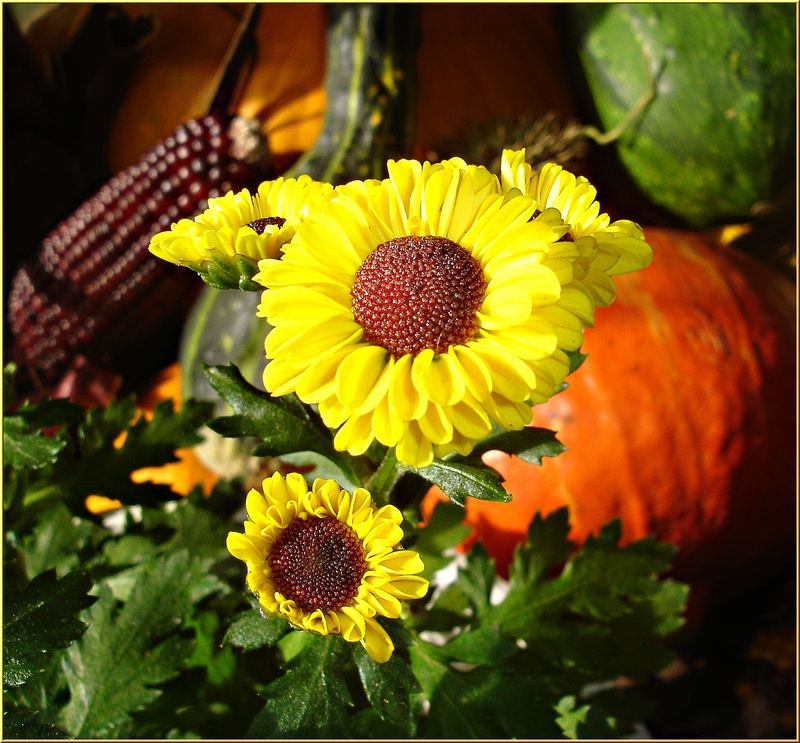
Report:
205,364,362,484
353,643,420,735
2,709,69,739
3,393,213,515
3,569,96,687
410,501,471,578
463,426,566,466
3,416,67,470
406,459,510,506
2,365,687,739
224,609,290,651
247,634,354,738
59,551,220,738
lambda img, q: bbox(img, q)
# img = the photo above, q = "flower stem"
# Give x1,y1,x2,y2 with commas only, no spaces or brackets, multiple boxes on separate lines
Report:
367,449,403,506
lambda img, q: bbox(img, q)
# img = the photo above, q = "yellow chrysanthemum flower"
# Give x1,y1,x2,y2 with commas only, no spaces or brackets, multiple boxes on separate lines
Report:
256,158,594,467
500,149,652,307
149,175,332,290
226,472,429,663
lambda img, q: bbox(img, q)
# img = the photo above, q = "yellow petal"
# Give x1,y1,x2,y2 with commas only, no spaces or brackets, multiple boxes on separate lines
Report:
361,618,394,663
373,550,425,575
411,350,466,407
334,413,375,456
395,421,434,467
335,345,393,414
389,354,426,421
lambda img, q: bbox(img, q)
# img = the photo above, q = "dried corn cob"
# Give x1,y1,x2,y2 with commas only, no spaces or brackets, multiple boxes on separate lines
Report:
8,112,270,387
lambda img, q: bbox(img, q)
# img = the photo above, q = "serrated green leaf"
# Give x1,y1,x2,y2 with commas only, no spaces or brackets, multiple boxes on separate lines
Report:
555,694,619,739
205,365,360,484
412,501,470,578
3,417,66,470
493,513,677,633
649,579,690,636
354,646,419,734
247,634,353,738
223,609,289,650
59,551,222,738
507,507,573,592
3,569,96,687
407,460,510,506
464,427,565,466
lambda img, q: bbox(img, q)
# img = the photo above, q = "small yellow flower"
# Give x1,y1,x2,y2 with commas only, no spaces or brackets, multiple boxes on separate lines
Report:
226,472,429,663
149,175,332,290
500,149,652,307
256,158,592,467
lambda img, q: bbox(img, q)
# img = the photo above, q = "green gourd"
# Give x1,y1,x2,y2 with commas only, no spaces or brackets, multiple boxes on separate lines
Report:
565,3,796,227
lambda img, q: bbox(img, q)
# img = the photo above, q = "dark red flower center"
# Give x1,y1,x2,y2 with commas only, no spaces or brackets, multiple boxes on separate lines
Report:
247,216,286,235
268,516,367,612
350,236,486,357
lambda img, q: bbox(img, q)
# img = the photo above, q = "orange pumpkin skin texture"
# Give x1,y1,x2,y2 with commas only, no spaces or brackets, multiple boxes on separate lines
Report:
437,228,796,601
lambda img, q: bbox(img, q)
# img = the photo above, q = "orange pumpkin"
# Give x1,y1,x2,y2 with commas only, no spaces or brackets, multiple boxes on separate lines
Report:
425,228,796,607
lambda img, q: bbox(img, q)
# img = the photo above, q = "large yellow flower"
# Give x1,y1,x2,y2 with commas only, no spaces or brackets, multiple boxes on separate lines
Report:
226,472,428,663
500,149,652,307
149,175,332,289
256,158,594,467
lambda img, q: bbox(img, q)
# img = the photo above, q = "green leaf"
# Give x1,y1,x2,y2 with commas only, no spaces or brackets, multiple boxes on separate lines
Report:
454,542,496,618
3,569,96,687
354,646,419,734
410,639,506,738
59,551,221,738
412,501,470,579
566,349,588,374
2,709,69,739
437,624,517,665
3,417,66,470
464,427,566,466
223,609,289,651
247,634,353,738
102,535,159,566
205,365,360,484
492,515,680,635
35,397,213,510
12,398,84,429
555,695,619,739
19,504,102,579
407,460,510,506
184,610,236,686
507,507,573,593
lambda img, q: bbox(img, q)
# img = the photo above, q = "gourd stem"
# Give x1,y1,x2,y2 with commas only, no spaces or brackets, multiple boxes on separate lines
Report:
579,48,660,146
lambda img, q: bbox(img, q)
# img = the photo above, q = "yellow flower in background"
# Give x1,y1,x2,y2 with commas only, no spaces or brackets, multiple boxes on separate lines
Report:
256,158,594,467
226,472,428,663
500,149,652,307
149,175,332,289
